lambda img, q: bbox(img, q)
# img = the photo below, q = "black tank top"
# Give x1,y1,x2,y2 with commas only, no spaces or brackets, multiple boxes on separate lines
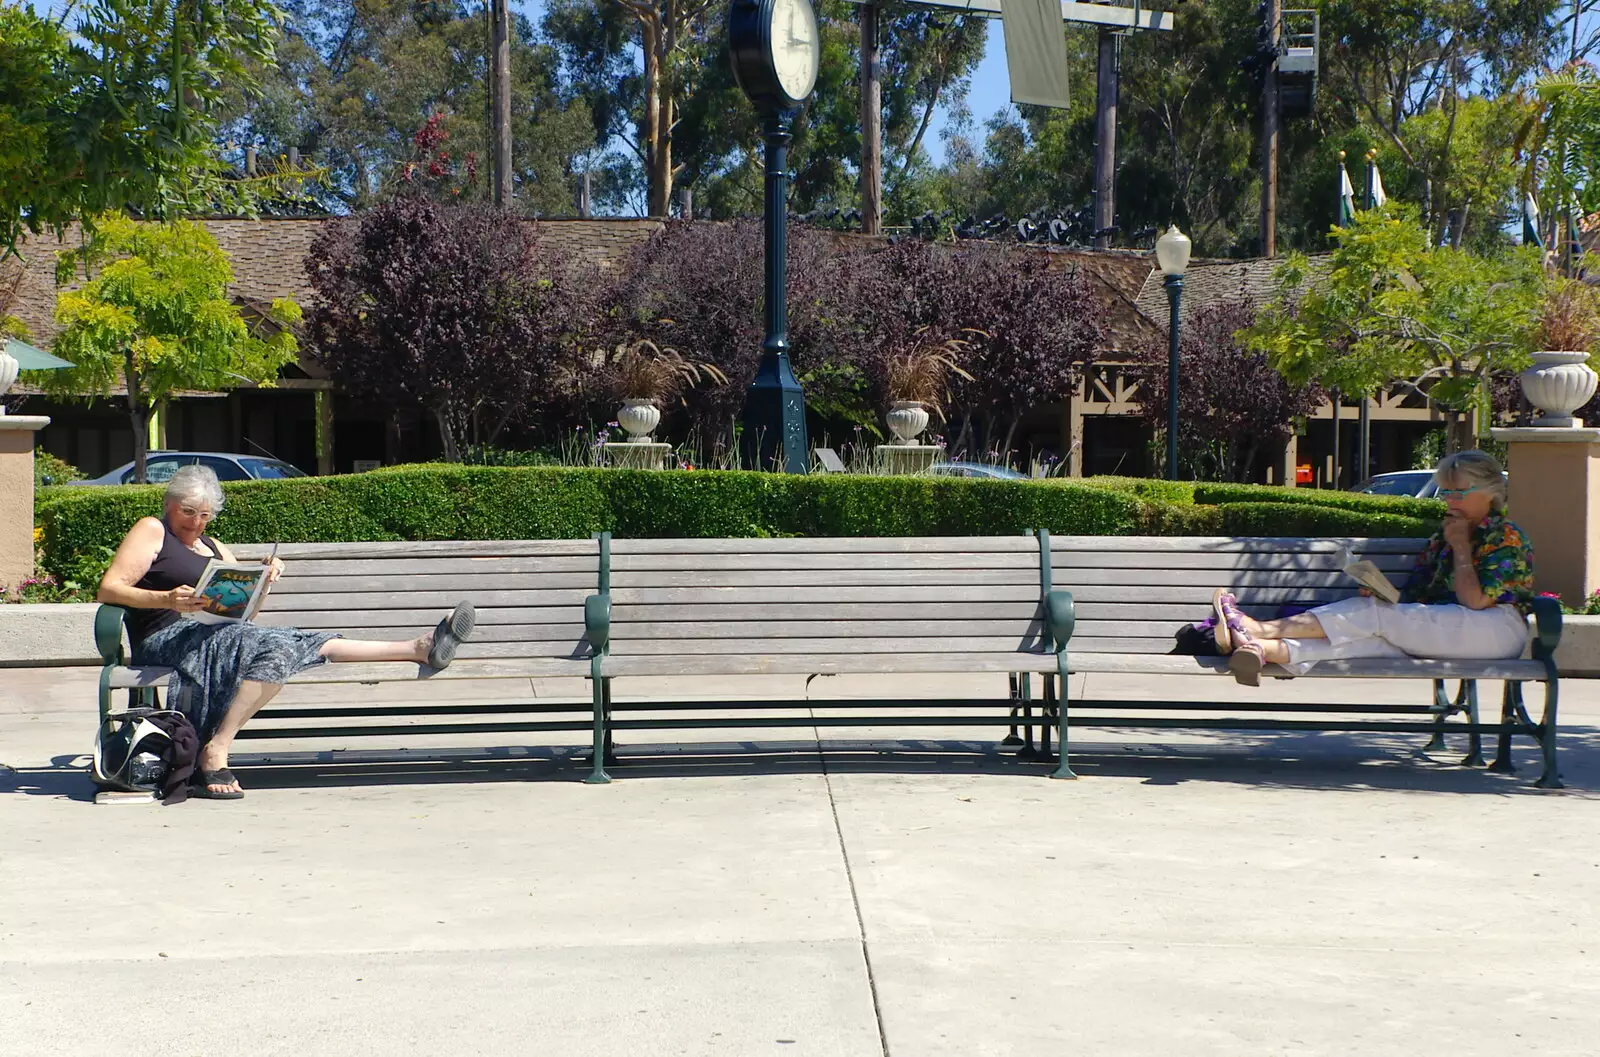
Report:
126,520,220,648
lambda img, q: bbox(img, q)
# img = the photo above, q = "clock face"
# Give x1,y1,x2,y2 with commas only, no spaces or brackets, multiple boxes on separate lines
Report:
770,0,819,102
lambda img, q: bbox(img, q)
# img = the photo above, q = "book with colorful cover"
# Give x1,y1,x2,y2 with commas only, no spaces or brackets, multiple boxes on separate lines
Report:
189,546,275,624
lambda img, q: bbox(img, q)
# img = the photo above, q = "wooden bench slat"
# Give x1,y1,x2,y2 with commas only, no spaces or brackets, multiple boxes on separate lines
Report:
268,572,600,594
598,653,1066,676
231,540,597,559
607,601,1282,623
608,569,1041,588
601,618,1201,641
610,552,1042,571
609,537,1042,554
1044,552,1417,572
265,556,601,576
257,606,584,628
262,589,593,611
1046,536,1429,553
107,657,592,687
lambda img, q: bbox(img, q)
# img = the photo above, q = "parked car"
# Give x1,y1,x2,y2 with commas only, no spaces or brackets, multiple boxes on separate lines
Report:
1352,468,1506,499
928,461,1028,480
73,452,309,486
1352,470,1439,498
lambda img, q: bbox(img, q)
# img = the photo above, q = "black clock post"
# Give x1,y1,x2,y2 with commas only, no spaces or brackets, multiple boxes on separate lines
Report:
729,0,816,474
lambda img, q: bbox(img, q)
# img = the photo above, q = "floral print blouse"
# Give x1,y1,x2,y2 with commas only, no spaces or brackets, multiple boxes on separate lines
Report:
1401,512,1536,612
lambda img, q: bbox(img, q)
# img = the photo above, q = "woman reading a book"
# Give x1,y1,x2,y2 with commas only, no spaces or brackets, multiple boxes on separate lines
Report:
97,466,476,800
1212,450,1535,685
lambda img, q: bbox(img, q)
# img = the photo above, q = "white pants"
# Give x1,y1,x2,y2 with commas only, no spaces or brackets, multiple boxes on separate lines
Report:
1282,596,1528,673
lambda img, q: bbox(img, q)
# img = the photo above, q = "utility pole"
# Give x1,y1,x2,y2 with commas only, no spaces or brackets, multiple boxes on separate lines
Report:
859,4,883,235
1259,0,1281,257
490,0,513,207
1092,30,1120,250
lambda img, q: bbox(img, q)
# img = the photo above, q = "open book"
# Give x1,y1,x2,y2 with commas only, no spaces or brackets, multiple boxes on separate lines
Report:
189,559,273,624
1335,546,1401,605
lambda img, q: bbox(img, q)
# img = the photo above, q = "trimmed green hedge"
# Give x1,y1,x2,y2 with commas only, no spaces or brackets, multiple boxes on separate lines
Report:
1218,502,1435,538
33,466,1442,583
1193,481,1446,521
34,466,1145,581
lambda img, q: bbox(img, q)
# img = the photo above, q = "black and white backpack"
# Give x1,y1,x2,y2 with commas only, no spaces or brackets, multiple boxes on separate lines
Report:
91,708,179,794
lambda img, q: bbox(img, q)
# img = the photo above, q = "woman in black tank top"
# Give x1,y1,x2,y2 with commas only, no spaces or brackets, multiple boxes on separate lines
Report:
98,466,476,800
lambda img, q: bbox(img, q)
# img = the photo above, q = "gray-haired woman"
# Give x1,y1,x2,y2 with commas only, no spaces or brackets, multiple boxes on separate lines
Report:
1212,450,1536,684
98,465,475,799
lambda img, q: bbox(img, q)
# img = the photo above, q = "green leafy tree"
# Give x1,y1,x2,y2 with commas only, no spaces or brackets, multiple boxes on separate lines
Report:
41,215,301,482
1,0,291,254
216,0,596,216
1243,210,1542,452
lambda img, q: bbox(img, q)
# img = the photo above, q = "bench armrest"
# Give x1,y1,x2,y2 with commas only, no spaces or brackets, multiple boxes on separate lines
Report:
1530,595,1563,659
584,593,611,655
94,605,127,665
1044,588,1075,649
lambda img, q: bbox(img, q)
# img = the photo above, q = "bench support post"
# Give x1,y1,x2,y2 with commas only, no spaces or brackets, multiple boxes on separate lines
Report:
1048,654,1076,779
1460,681,1485,768
1489,683,1519,774
1423,680,1452,751
1535,662,1562,789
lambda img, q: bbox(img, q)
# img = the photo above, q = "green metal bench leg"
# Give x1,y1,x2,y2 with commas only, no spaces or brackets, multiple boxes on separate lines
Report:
1535,670,1562,790
1038,675,1053,759
1423,679,1452,751
1002,673,1026,747
1489,683,1519,774
1049,658,1076,780
1460,680,1484,767
584,666,611,785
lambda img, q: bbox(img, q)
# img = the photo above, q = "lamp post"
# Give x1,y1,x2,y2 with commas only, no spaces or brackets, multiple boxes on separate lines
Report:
1154,225,1191,481
729,0,819,473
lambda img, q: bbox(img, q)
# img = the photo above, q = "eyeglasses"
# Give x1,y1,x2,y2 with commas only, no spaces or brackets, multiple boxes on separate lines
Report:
1435,486,1487,501
178,506,216,522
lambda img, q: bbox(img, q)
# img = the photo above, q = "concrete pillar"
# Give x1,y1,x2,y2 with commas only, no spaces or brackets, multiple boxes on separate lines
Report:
1490,427,1600,608
1279,433,1298,488
0,415,51,595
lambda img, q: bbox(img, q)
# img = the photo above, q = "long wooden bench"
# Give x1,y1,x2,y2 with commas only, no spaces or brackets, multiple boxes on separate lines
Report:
94,533,1562,788
95,540,602,752
583,532,1564,787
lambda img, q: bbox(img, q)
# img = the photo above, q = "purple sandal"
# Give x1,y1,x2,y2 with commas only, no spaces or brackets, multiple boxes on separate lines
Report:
1213,589,1266,685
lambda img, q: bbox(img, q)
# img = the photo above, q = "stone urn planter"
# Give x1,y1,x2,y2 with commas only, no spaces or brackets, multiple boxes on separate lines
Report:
1520,351,1598,427
884,401,931,445
616,399,662,443
0,349,18,407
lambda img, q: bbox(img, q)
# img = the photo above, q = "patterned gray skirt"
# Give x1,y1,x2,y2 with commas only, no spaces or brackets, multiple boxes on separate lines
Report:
132,620,342,742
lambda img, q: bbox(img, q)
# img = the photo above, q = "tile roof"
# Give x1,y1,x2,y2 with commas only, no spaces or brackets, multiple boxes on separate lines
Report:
7,218,1173,356
1132,253,1331,327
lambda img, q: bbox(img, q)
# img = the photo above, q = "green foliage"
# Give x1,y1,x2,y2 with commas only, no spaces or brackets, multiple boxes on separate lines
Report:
1,0,294,253
35,466,1148,579
1193,481,1446,522
40,215,300,480
1218,502,1435,538
33,450,81,488
1077,476,1198,505
1242,212,1542,446
35,466,1463,582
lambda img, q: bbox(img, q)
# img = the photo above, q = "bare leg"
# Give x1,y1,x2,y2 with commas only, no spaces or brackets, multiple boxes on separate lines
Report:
319,634,431,664
1252,639,1292,665
198,680,283,795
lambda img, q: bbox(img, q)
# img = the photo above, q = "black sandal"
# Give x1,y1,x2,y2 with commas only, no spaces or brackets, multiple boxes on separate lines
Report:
426,602,477,670
191,768,245,800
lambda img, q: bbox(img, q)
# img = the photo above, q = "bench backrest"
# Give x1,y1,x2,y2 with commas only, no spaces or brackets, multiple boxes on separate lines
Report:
605,536,1052,662
1044,536,1425,654
236,539,600,664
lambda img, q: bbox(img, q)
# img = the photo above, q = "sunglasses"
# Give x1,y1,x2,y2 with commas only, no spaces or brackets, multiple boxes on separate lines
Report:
178,505,216,522
1435,485,1487,501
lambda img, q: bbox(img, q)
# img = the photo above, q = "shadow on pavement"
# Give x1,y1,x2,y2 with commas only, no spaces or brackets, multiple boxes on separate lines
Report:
4,725,1595,800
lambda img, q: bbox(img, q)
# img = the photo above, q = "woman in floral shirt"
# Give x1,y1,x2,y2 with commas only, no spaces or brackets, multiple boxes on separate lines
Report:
1212,450,1534,684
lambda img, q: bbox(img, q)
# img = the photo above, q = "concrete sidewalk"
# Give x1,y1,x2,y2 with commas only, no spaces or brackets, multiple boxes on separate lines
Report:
2,666,1598,1056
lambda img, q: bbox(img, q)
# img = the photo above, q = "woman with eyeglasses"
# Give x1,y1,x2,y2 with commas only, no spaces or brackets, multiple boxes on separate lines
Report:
97,465,476,799
1211,450,1534,685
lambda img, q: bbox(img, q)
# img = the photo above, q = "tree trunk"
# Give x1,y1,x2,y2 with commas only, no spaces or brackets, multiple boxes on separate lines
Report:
124,352,149,484
1447,410,1475,454
435,407,461,463
641,20,671,218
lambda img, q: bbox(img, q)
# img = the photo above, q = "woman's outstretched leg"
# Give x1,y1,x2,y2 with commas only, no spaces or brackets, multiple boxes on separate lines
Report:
319,635,431,664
